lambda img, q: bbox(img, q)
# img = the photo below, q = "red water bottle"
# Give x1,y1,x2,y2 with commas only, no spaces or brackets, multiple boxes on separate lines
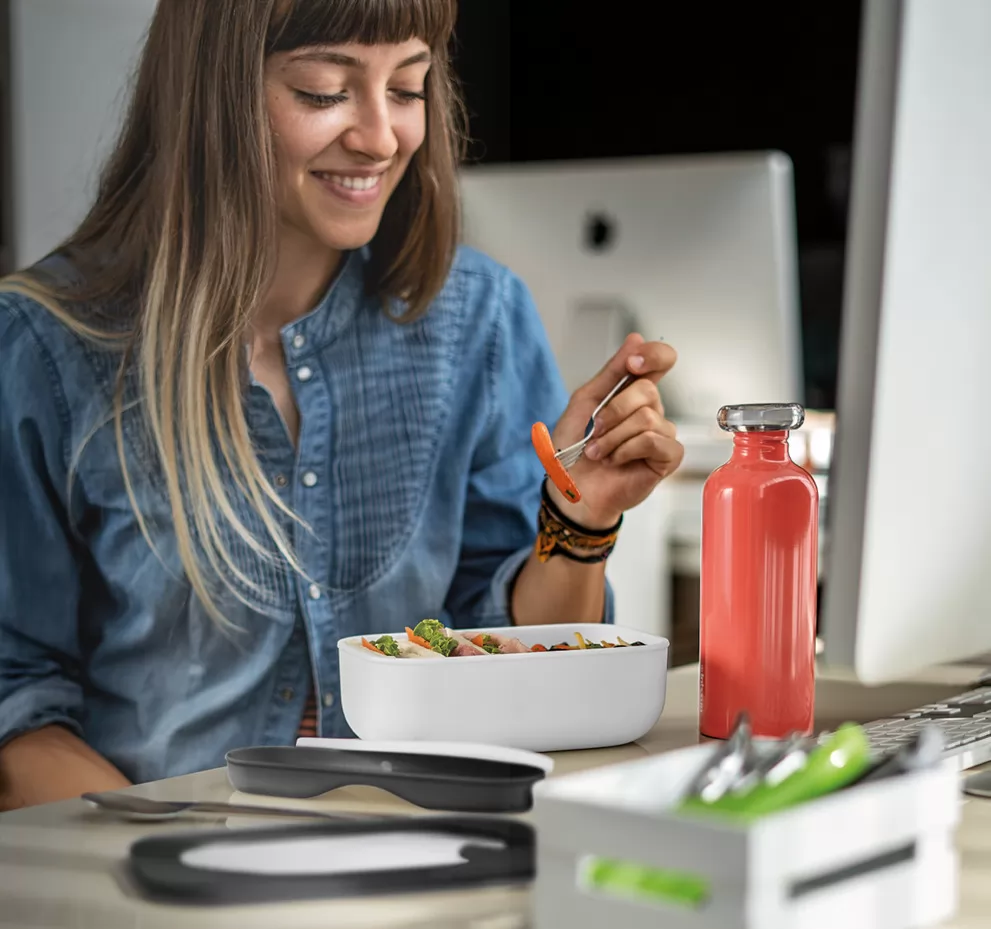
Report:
699,404,819,740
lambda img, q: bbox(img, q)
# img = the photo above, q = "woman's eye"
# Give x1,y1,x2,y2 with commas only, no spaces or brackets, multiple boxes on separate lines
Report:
294,90,348,108
292,88,425,108
392,89,427,104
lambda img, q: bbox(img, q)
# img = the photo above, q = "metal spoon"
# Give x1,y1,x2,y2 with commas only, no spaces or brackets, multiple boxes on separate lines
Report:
81,791,392,823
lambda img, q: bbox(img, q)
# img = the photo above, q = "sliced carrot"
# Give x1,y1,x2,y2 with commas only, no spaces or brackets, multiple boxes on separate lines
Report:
471,634,486,647
361,637,384,655
530,643,548,652
405,626,433,650
531,422,581,504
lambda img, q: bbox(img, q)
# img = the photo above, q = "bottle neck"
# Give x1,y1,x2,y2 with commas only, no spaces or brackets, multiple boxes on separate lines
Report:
731,430,791,461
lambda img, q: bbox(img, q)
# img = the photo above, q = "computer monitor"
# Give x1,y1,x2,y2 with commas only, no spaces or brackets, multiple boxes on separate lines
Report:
458,152,803,424
821,0,991,683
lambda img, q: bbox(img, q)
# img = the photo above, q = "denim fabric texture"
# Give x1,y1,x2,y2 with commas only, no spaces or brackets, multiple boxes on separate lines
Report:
0,245,614,781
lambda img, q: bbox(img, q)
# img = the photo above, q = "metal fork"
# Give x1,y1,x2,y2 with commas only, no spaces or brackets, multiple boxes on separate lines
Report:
80,791,392,823
554,374,632,469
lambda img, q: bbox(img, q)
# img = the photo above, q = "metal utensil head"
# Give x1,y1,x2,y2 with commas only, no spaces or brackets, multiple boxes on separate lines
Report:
81,792,186,821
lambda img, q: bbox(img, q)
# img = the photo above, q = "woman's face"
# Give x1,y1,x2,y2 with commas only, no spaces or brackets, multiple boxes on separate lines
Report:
265,39,431,255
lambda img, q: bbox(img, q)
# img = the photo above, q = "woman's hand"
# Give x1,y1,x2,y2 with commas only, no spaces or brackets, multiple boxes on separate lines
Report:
547,334,683,528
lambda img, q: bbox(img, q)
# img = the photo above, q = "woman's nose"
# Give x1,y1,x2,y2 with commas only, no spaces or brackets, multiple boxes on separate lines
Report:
341,98,399,164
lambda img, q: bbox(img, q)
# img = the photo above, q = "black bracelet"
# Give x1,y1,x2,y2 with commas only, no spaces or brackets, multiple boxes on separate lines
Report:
540,481,623,535
535,481,623,564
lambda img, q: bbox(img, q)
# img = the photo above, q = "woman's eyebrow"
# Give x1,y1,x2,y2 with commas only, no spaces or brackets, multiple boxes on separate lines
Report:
286,49,431,69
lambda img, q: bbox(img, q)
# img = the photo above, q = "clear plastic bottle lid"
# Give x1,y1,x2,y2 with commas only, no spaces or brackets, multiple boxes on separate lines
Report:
717,403,805,433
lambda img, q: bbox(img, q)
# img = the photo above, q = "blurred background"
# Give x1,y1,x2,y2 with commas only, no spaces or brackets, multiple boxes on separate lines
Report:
0,1,861,661
457,2,861,413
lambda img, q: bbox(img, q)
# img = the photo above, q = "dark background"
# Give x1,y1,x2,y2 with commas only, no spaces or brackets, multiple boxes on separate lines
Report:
452,2,864,410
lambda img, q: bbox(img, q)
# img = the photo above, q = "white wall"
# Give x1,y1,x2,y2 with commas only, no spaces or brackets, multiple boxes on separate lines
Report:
10,0,157,267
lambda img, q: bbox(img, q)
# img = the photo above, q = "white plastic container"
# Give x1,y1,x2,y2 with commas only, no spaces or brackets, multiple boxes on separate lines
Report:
337,623,669,753
531,743,960,929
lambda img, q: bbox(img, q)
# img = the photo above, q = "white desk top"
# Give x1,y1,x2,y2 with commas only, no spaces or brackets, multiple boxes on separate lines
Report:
2,663,990,928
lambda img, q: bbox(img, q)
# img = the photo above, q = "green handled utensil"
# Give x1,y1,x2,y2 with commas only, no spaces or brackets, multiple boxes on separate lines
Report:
678,723,872,821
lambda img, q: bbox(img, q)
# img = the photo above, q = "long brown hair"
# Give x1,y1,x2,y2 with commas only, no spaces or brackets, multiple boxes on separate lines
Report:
1,0,465,624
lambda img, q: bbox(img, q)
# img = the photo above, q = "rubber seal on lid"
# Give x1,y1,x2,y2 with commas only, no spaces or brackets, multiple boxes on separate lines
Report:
717,403,805,433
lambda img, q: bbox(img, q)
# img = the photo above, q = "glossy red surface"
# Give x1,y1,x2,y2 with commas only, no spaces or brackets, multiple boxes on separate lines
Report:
699,431,819,739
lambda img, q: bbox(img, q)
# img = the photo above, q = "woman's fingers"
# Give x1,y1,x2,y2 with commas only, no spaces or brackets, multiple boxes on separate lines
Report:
591,377,664,438
587,406,677,461
572,335,677,409
604,431,685,476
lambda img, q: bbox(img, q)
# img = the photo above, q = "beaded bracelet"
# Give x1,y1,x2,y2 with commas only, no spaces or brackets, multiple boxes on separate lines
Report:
535,481,623,564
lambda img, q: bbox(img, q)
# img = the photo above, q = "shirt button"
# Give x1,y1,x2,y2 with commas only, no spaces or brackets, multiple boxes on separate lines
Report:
292,333,306,349
301,471,318,488
280,687,295,702
322,693,335,708
274,473,288,488
297,365,313,382
308,583,321,600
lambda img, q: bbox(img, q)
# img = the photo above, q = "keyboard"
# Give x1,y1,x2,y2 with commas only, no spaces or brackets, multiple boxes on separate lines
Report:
856,682,991,770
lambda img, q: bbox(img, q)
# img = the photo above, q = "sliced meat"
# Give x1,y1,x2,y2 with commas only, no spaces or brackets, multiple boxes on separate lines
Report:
485,633,530,654
444,631,488,657
451,639,487,657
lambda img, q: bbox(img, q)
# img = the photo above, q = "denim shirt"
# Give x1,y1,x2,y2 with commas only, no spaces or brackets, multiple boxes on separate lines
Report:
0,245,614,783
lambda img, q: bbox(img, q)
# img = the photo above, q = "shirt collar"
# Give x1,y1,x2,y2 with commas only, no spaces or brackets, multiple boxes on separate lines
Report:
277,247,369,362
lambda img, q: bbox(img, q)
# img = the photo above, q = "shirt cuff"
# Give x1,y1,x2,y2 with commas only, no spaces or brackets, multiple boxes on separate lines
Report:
0,678,84,751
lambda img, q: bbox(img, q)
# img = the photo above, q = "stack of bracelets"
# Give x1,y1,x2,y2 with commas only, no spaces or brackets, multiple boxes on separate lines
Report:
535,481,622,564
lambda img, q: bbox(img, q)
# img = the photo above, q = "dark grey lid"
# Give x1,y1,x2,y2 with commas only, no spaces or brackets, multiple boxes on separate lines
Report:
717,403,805,432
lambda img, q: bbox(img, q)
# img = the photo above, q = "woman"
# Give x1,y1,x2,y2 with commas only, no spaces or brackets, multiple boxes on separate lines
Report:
0,0,682,809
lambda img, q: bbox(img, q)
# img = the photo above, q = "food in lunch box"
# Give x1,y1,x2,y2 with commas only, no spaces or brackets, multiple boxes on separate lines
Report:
358,620,646,658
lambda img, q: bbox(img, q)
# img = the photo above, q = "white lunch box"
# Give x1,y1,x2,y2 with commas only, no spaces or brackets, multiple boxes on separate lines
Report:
337,623,669,753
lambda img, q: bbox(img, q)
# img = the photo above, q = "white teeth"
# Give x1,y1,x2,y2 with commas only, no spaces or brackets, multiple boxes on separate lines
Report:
322,174,381,191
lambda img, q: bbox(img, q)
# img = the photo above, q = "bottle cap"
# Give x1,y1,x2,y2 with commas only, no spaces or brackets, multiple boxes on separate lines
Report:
717,403,805,433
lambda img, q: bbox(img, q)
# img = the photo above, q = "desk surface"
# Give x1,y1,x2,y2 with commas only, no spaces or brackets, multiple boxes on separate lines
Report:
3,664,991,929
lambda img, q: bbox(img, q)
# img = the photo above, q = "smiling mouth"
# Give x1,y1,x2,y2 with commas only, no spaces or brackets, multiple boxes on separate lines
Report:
311,172,383,191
